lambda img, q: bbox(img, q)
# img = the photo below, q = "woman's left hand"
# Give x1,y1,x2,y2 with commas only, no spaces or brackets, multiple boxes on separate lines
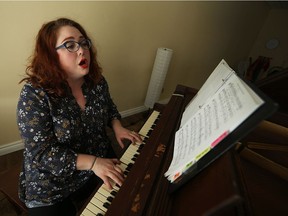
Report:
112,120,142,148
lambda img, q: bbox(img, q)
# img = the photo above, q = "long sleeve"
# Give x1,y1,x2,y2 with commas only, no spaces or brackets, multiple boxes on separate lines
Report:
17,83,77,177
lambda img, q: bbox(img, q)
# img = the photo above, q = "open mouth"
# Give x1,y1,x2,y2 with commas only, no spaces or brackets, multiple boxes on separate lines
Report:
79,59,88,68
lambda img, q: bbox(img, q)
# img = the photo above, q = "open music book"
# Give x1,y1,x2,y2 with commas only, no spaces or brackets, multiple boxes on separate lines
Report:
165,59,277,184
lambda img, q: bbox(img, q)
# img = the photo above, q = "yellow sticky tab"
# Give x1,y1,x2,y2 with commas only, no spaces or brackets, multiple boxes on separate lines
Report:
195,147,211,161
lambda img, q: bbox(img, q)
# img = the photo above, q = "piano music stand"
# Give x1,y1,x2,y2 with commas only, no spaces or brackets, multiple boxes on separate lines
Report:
169,78,278,193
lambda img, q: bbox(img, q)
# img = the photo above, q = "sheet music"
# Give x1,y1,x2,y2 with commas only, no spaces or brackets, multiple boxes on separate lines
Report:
165,60,264,182
180,60,235,127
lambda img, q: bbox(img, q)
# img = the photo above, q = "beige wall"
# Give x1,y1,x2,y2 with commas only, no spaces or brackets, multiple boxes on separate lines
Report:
0,1,272,146
249,8,288,69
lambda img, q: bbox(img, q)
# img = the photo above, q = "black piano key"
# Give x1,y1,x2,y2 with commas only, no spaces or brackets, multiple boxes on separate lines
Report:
111,190,117,196
147,130,152,136
127,163,133,170
133,153,138,158
103,202,110,209
107,196,113,202
137,144,145,152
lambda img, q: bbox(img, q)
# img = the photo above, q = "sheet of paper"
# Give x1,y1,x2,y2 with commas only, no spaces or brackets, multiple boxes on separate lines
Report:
165,61,264,182
180,60,234,127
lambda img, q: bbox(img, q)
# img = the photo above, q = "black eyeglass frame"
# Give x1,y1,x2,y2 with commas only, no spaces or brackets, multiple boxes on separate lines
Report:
55,39,92,52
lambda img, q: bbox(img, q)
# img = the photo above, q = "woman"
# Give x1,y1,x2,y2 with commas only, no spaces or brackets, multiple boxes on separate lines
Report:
17,17,141,215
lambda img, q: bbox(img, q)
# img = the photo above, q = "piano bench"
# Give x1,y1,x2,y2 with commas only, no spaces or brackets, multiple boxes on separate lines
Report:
0,164,28,215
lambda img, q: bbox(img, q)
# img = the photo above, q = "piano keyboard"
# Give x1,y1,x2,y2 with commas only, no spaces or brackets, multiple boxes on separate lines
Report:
81,110,160,216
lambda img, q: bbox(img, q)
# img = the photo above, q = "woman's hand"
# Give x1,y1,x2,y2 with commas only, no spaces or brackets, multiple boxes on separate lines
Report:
91,157,124,190
112,119,142,148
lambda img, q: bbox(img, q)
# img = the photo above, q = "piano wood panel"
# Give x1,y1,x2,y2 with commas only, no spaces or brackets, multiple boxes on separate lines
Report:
106,87,188,216
80,84,288,216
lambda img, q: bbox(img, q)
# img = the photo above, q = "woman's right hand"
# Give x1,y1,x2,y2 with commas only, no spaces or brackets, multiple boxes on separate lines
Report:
91,157,124,190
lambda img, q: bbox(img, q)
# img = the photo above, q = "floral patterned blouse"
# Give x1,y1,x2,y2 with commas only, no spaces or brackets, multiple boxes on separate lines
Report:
17,76,121,208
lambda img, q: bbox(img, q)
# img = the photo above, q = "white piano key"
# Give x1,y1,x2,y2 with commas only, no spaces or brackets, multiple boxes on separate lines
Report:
103,181,120,192
117,162,127,172
124,144,140,153
97,186,115,198
119,159,128,166
120,150,133,159
122,147,139,156
86,202,105,215
90,197,108,212
94,191,111,204
120,156,134,165
123,151,138,160
120,154,136,164
81,208,97,216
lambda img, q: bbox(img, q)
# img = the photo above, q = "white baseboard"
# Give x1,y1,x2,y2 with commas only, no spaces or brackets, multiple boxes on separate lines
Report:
119,97,169,117
0,140,24,156
119,105,148,118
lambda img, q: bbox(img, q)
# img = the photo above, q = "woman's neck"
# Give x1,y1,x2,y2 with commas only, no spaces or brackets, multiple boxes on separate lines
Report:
68,78,86,111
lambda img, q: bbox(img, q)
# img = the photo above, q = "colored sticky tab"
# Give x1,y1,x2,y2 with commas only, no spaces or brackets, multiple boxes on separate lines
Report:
172,171,182,182
195,147,211,161
211,130,229,148
184,161,194,171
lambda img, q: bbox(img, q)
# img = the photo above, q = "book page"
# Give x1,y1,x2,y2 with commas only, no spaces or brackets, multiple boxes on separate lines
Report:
165,61,264,182
180,60,234,127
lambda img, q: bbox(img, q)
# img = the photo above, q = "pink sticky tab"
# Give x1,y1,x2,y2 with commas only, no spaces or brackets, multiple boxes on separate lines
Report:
211,130,229,148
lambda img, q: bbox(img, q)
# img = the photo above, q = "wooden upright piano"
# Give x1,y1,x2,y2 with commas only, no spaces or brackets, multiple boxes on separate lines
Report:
80,84,288,216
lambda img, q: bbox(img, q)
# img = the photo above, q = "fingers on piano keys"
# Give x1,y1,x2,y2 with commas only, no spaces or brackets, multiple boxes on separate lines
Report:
81,111,160,216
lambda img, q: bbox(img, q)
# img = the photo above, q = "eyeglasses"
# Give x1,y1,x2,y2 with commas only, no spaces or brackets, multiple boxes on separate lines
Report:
55,39,91,52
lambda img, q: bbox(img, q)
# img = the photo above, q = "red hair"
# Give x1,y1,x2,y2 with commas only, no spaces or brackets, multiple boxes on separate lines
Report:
21,18,102,97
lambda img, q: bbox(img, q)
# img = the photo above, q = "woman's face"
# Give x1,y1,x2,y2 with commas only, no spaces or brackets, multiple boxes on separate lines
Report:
55,25,91,83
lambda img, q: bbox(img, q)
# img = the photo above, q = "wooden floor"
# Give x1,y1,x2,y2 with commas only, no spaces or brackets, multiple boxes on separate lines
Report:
0,110,149,216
